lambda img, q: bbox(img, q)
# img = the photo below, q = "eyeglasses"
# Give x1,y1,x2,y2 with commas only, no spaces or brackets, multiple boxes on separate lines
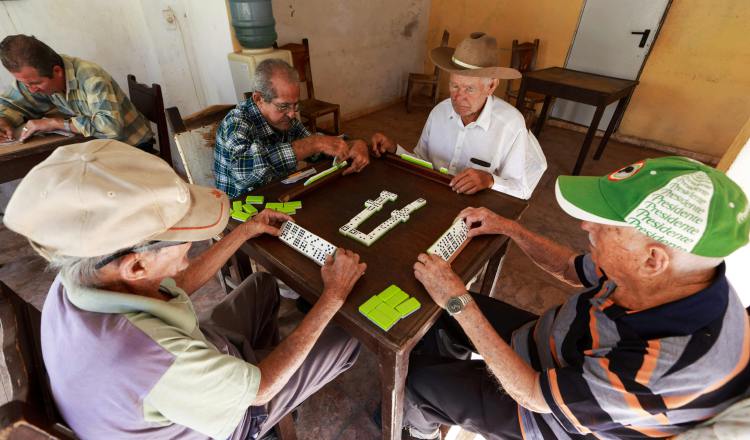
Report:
95,241,187,270
271,101,300,113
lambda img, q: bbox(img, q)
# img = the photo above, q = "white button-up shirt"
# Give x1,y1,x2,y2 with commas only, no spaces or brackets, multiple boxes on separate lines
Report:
397,96,547,199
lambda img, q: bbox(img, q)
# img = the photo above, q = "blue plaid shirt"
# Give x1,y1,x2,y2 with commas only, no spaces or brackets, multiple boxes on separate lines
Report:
214,99,310,197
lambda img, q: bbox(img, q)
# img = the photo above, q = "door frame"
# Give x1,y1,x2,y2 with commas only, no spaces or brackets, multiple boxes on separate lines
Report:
558,0,674,131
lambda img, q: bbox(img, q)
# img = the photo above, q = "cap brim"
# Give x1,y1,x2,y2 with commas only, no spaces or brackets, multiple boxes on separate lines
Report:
153,185,230,242
555,176,629,226
430,47,521,79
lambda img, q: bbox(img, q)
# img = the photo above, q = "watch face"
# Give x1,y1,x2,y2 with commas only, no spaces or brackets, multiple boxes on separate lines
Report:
446,297,463,314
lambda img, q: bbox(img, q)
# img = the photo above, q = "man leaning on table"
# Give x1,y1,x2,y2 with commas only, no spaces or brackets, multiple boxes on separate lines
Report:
371,32,547,199
3,139,365,439
405,156,750,439
0,34,152,147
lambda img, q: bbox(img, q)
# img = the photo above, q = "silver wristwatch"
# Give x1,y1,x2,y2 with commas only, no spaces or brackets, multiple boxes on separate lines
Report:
446,293,473,316
64,119,71,132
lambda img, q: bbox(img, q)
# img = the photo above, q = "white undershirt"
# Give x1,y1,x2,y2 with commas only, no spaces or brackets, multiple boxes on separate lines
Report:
396,96,547,199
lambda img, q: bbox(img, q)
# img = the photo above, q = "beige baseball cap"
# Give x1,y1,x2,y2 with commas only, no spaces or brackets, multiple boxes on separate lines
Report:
3,139,229,258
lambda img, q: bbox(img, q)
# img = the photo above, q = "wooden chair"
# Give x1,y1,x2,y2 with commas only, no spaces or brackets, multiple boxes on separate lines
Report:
127,74,173,168
504,39,545,124
0,281,77,439
405,30,450,113
278,38,340,135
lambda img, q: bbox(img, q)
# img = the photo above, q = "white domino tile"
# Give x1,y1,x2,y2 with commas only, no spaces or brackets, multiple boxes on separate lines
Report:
279,221,337,266
339,192,426,247
427,219,470,262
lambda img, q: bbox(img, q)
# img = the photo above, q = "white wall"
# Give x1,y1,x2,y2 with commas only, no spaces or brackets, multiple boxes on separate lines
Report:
726,138,750,306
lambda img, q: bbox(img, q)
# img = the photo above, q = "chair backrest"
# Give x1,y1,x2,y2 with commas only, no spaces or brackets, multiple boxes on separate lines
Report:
432,30,451,78
278,39,315,100
127,74,173,168
506,39,540,96
0,281,76,439
166,104,235,187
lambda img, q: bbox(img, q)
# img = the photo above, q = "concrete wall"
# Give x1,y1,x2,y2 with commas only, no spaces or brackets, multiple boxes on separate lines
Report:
425,0,750,159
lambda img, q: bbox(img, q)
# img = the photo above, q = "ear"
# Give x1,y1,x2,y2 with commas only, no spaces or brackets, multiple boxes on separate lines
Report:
52,65,64,79
117,253,148,281
252,91,263,105
486,78,499,95
641,245,670,277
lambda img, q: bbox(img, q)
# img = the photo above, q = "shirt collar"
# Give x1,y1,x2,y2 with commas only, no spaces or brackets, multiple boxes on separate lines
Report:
61,55,78,96
61,276,197,333
242,98,278,139
449,95,494,131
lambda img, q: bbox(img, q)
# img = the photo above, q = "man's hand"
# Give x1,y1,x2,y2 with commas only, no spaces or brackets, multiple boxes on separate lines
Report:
0,118,14,141
292,135,349,162
240,209,292,240
342,139,370,175
413,253,466,309
450,168,493,194
457,207,519,238
370,132,396,157
19,118,64,142
320,248,366,306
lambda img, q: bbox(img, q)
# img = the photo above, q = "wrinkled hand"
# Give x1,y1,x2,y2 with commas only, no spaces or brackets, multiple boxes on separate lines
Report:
370,132,396,157
449,168,493,194
19,118,62,142
457,207,518,238
0,118,14,141
242,209,293,240
342,139,370,175
315,136,349,162
413,253,466,309
321,248,367,305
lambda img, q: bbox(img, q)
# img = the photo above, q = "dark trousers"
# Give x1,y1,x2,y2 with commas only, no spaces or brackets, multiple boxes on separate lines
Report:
404,294,538,440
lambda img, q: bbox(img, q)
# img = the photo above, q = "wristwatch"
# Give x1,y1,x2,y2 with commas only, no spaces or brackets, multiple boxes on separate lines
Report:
445,293,473,316
63,119,71,132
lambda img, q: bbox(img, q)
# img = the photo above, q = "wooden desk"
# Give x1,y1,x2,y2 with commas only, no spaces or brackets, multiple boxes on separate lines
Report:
516,67,638,175
227,157,527,440
0,134,88,184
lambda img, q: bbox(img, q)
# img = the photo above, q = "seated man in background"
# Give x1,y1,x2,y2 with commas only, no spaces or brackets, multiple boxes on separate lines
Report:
214,58,370,197
3,139,364,439
0,34,152,147
405,156,750,439
371,32,546,199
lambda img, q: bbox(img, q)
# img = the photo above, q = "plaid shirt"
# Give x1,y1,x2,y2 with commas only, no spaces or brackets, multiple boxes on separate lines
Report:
214,99,310,197
0,55,152,146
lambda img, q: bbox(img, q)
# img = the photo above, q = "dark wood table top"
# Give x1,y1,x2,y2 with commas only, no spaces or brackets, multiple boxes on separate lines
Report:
0,133,89,183
227,157,528,350
525,67,638,95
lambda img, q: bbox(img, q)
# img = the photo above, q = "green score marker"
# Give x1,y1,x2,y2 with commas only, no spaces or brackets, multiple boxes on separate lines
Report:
303,161,348,186
400,153,433,170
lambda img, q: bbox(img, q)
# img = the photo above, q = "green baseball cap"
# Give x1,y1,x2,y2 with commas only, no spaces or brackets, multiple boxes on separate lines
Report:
555,156,749,258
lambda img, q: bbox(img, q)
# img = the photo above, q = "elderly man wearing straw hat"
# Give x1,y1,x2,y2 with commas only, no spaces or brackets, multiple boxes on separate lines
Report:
403,157,750,439
371,32,547,199
3,139,365,439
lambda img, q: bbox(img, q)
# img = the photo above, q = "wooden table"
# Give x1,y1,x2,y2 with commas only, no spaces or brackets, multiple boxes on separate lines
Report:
227,156,527,440
515,67,639,175
0,134,88,184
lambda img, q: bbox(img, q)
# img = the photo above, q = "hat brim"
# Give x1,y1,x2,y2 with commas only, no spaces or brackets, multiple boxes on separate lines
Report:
555,176,629,227
153,184,230,242
430,47,521,79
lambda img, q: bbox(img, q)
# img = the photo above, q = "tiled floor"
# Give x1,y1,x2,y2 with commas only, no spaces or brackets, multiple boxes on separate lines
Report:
0,102,664,439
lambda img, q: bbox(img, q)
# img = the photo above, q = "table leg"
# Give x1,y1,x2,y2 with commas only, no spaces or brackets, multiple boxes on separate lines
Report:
593,93,632,160
379,347,409,440
572,105,606,176
533,95,553,137
480,240,509,297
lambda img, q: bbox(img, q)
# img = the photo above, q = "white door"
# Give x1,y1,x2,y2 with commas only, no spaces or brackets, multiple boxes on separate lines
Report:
550,0,670,130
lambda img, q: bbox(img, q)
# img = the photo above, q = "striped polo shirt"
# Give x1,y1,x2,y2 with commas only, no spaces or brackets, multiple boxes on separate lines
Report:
512,254,750,439
41,275,261,439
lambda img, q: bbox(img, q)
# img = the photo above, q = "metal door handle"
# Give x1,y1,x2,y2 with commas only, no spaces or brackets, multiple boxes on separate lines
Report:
631,29,651,48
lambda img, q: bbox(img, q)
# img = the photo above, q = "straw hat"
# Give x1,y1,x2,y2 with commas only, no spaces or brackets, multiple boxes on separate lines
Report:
430,32,521,79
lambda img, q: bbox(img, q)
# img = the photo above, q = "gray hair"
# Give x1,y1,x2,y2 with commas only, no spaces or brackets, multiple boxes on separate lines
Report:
253,58,299,102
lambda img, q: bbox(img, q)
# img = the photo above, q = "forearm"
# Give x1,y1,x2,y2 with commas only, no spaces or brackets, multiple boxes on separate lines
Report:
455,301,550,413
253,294,340,404
291,137,317,160
506,223,581,287
173,227,248,295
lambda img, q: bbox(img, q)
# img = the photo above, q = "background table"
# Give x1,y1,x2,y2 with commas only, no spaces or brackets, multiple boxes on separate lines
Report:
0,134,88,184
227,157,527,440
516,67,638,175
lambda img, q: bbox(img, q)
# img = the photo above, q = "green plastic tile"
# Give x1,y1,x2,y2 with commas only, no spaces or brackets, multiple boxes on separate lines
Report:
242,204,258,215
277,207,297,215
304,161,348,186
246,195,264,204
285,201,302,209
265,202,284,209
400,153,433,169
383,290,409,308
367,303,401,331
232,200,243,212
377,285,402,302
231,210,251,221
439,167,449,174
395,297,421,318
358,296,383,315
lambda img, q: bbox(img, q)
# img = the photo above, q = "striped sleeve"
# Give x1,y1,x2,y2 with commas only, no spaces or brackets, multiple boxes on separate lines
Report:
0,82,54,125
574,254,603,288
70,75,126,138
